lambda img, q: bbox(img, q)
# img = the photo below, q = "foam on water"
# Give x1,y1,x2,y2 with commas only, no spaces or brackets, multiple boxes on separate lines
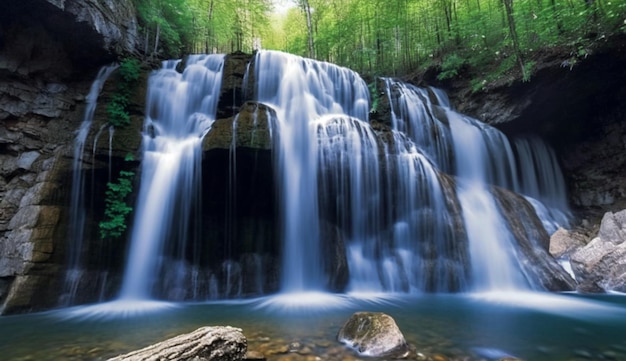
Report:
59,300,179,321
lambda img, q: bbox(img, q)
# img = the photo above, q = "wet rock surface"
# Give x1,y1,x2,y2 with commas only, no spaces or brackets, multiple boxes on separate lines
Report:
337,312,411,358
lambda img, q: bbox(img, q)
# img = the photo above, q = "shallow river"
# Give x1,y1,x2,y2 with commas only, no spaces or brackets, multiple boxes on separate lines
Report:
1,292,625,361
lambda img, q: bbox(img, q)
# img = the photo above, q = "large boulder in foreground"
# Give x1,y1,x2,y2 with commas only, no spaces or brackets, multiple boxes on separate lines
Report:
571,209,626,293
107,326,247,361
337,312,410,358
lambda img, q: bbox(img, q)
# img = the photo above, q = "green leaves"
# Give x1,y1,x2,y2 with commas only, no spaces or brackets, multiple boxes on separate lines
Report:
118,58,141,83
107,58,140,128
99,164,135,241
437,54,465,81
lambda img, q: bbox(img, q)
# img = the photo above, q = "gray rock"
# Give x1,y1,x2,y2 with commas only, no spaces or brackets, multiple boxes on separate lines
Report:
570,210,626,292
337,312,410,358
16,151,40,171
571,237,615,272
598,210,626,244
47,0,139,55
106,326,247,361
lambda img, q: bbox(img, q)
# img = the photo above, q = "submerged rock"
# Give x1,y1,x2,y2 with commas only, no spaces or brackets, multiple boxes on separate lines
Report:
337,312,410,358
106,326,247,361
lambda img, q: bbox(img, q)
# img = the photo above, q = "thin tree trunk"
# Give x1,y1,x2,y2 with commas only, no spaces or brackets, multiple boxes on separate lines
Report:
153,22,161,58
550,0,564,34
502,0,526,79
301,0,315,58
144,28,150,57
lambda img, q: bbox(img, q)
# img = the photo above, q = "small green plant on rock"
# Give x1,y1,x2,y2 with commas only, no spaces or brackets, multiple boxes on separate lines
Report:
99,154,135,241
107,58,141,127
368,81,381,114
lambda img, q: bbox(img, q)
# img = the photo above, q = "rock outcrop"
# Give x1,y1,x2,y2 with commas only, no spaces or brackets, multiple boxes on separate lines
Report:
337,312,411,358
570,210,626,293
107,326,247,361
0,0,141,313
493,187,577,291
0,0,139,78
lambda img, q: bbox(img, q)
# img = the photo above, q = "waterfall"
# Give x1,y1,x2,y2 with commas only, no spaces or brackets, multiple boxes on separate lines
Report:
513,137,571,233
63,64,118,305
382,78,572,291
117,55,225,301
448,112,528,291
254,50,369,293
384,79,454,171
73,54,574,306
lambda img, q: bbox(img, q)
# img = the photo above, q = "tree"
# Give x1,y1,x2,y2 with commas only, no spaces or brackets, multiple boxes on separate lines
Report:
502,0,526,80
298,0,316,58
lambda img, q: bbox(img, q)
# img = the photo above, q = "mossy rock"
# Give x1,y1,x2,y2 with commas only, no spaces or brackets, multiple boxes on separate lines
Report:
337,311,410,358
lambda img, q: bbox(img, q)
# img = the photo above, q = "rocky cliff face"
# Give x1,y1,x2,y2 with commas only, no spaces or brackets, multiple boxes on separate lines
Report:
0,0,140,313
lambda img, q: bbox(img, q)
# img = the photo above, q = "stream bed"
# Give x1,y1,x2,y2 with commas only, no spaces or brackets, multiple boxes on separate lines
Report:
1,292,625,361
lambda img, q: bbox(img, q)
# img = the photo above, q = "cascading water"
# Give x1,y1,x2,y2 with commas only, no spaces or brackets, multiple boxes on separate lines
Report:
63,64,118,305
382,78,573,291
254,50,370,293
67,54,575,309
448,112,529,291
513,136,571,233
385,79,454,171
117,55,225,301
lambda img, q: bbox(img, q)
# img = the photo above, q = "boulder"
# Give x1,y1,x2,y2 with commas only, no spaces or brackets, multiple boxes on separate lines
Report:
571,209,626,292
549,227,585,258
107,326,247,361
598,210,626,245
337,312,410,358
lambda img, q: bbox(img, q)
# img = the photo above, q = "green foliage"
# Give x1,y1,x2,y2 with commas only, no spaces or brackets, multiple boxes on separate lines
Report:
130,0,622,84
106,95,131,127
133,0,273,57
118,58,141,83
437,54,465,81
271,0,624,82
107,58,141,127
368,81,380,113
99,162,135,241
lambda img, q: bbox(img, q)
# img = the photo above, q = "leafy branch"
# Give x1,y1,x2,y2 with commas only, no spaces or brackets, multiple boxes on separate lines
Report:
99,154,136,241
107,58,141,127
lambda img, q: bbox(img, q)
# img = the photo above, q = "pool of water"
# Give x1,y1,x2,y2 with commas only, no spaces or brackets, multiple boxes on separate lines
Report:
1,292,626,361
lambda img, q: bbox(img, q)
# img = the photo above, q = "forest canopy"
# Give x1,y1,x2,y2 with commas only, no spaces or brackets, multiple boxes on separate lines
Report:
132,0,625,81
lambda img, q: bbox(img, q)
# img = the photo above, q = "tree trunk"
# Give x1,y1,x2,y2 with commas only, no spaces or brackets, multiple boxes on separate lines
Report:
502,0,526,79
106,326,246,361
152,22,161,59
301,0,315,58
